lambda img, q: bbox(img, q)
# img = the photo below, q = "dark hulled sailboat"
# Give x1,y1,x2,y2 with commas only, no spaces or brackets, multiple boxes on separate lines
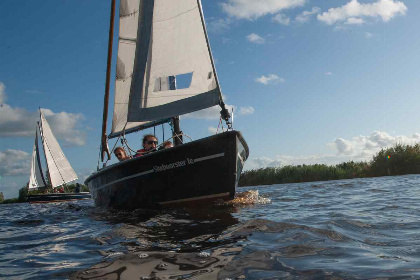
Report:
85,0,249,209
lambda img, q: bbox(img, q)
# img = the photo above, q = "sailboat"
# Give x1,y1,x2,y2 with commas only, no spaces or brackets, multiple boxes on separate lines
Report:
27,109,91,203
85,0,249,209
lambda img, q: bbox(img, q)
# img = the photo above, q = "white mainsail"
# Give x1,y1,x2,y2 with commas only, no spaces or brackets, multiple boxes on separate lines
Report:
111,0,221,136
39,110,78,188
28,127,46,190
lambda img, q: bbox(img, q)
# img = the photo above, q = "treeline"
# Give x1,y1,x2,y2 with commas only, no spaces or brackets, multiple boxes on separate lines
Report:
239,143,420,186
0,183,89,204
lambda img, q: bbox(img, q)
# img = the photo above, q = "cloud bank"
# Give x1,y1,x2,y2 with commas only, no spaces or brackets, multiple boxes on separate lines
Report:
221,0,306,20
0,149,31,176
245,131,420,170
0,83,86,146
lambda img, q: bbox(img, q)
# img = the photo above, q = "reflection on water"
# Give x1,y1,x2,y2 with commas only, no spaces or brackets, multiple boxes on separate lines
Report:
1,175,420,279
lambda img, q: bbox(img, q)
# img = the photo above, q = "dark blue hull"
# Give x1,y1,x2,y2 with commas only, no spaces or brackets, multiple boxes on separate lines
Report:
85,131,249,209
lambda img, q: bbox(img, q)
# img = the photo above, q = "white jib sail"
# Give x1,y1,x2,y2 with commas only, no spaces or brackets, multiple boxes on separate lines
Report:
28,128,46,190
40,111,78,188
112,0,221,135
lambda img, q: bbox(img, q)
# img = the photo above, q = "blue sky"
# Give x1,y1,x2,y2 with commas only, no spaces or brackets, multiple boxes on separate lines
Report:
1,0,419,198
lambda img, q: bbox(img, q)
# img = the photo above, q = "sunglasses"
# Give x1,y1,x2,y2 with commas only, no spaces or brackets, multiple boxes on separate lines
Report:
145,140,158,145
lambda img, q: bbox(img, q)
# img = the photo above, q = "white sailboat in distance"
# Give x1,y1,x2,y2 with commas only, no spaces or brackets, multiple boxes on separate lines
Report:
28,109,90,203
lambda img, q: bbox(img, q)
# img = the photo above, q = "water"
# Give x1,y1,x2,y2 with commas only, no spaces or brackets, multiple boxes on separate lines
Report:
1,175,420,279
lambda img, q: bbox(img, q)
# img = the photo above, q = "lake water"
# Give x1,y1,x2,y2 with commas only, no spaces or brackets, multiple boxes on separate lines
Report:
1,175,420,279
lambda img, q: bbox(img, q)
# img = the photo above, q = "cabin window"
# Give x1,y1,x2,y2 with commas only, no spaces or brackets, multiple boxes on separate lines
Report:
153,72,193,92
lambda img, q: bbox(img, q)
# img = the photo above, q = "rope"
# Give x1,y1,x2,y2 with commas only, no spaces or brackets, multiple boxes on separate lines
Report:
216,116,222,134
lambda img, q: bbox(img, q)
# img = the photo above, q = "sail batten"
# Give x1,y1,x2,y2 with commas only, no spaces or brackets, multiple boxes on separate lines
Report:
111,0,221,136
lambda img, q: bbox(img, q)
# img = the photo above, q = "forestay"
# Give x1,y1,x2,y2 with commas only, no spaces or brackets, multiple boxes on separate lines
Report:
40,111,78,188
28,128,46,190
112,0,221,136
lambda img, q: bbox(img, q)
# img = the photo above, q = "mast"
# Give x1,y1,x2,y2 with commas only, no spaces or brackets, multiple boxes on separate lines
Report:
101,0,116,162
168,76,183,146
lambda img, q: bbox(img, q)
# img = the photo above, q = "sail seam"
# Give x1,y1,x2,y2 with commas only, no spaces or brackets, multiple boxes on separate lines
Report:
153,7,198,23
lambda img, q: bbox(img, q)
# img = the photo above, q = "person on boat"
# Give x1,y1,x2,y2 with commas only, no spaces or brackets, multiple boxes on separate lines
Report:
114,147,130,161
58,186,65,193
159,140,173,150
75,183,81,193
135,134,158,157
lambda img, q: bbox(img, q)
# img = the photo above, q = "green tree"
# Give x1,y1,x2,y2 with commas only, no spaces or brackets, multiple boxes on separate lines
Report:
18,183,29,202
0,192,4,203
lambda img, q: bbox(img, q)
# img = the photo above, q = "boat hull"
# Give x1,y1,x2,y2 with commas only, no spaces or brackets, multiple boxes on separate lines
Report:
85,131,249,209
28,192,91,203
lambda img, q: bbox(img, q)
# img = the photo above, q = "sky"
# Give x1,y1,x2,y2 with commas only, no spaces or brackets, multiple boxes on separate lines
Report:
1,0,420,199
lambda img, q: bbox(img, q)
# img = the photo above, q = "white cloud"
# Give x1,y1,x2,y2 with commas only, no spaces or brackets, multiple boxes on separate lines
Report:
0,105,86,146
0,82,6,104
246,33,265,44
317,0,407,25
325,72,333,75
326,131,420,161
221,0,306,20
272,14,290,25
295,7,321,23
238,106,255,115
208,126,218,134
345,17,364,25
244,131,420,170
0,83,86,146
256,74,285,85
207,18,232,33
0,149,31,176
365,32,373,38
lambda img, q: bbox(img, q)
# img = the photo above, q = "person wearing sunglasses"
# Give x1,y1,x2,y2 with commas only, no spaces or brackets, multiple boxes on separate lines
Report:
134,134,158,157
114,147,130,162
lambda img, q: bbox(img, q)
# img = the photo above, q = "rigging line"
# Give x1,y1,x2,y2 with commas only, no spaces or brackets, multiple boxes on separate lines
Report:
122,137,134,156
105,125,125,165
123,137,137,153
120,123,136,154
216,116,222,134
